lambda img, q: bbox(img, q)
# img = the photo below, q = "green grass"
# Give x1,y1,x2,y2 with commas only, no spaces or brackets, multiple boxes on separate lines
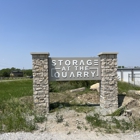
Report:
0,79,33,101
86,114,134,133
0,79,140,132
51,80,140,94
1,80,139,102
49,80,98,92
118,81,140,93
70,105,95,113
0,97,36,132
109,107,125,116
0,79,37,132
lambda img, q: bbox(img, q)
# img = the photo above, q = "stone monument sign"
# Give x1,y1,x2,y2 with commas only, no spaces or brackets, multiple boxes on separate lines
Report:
31,52,118,115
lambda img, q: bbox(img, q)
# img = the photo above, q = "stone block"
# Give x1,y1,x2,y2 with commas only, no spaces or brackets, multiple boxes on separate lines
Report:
34,91,38,95
34,99,39,104
42,103,47,107
36,88,42,91
39,98,45,103
38,91,45,95
90,83,99,92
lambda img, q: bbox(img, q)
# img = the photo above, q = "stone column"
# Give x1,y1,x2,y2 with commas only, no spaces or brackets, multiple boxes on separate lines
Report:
98,52,118,114
31,52,50,115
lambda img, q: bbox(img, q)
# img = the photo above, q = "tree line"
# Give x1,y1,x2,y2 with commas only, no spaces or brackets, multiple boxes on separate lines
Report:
0,67,32,77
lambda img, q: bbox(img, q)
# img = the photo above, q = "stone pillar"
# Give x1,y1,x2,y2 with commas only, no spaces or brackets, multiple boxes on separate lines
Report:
31,52,50,115
98,52,118,114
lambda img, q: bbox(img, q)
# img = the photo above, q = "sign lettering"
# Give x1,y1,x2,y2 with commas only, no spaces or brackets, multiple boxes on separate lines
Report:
49,57,100,81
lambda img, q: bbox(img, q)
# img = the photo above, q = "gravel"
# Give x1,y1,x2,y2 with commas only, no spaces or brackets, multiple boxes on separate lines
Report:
0,131,140,140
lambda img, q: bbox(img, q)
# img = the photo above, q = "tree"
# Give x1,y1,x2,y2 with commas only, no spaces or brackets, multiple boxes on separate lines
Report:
0,67,23,77
2,71,9,77
23,69,32,76
0,68,11,77
118,66,124,68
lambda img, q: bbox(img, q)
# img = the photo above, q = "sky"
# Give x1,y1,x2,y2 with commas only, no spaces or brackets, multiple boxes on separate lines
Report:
0,0,140,70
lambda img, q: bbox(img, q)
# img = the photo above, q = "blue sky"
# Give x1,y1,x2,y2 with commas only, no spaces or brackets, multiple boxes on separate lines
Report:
0,0,140,69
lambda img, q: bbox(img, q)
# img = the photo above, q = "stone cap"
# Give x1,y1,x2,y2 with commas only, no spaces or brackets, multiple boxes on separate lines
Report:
98,52,118,56
30,52,50,56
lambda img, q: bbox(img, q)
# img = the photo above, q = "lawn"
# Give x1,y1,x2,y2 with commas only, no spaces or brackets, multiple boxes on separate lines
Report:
0,79,33,102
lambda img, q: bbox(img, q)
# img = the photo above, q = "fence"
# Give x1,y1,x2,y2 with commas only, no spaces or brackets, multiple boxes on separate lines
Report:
117,68,140,86
128,73,140,86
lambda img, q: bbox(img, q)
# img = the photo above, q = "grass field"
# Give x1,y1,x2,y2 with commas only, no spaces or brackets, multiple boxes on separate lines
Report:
0,79,140,132
0,79,33,102
0,79,35,132
1,80,140,102
118,81,140,93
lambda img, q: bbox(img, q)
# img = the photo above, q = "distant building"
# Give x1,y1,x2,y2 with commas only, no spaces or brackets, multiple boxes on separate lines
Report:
10,71,23,77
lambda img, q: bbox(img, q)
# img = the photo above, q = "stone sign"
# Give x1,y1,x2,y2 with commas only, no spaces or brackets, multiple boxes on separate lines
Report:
31,52,118,115
49,57,101,81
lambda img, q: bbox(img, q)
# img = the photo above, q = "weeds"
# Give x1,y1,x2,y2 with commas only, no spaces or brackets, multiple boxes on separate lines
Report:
109,107,125,116
0,97,36,132
77,125,82,129
118,81,140,94
86,113,108,128
67,131,71,135
34,115,47,123
111,117,133,133
1,79,140,133
0,80,48,132
64,122,69,127
55,113,64,123
49,81,98,92
84,126,88,130
86,113,135,133
69,105,95,114
132,118,140,131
